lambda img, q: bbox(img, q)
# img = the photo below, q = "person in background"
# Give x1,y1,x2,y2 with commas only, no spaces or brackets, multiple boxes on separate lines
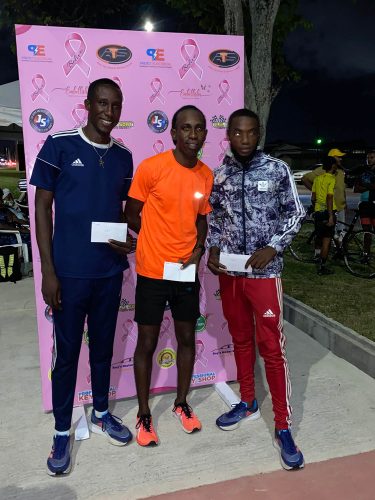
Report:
311,156,338,275
355,150,375,263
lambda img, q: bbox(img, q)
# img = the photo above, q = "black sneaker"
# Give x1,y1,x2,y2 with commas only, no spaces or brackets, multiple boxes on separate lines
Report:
46,434,71,476
317,266,334,275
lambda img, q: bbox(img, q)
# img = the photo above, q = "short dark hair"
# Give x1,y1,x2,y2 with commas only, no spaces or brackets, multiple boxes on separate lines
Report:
227,108,260,132
87,78,122,101
322,156,336,171
171,105,206,129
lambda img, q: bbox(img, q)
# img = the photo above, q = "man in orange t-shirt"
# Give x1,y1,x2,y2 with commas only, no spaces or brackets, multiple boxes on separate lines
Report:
125,105,213,446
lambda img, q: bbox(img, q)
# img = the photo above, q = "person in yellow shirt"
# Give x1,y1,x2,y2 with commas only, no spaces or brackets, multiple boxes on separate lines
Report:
311,156,338,275
303,148,346,233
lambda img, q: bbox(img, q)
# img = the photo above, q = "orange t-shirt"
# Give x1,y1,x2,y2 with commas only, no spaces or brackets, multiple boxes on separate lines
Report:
128,150,213,279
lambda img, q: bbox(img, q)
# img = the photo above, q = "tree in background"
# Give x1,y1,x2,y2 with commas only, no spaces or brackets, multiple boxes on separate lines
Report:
167,0,310,145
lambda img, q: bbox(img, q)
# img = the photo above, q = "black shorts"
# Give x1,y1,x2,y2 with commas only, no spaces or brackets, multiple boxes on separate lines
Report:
358,201,375,220
135,274,200,325
313,210,336,238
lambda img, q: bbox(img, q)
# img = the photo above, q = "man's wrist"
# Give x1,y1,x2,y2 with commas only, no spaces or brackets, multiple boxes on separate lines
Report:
193,243,205,255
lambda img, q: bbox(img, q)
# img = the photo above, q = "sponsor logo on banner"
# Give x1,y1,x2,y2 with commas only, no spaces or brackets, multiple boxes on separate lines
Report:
140,48,171,68
195,314,207,332
147,110,169,133
29,108,54,133
78,386,117,402
157,348,176,369
97,45,132,65
209,49,240,69
191,371,216,384
115,121,135,129
168,84,212,99
179,39,203,80
52,85,88,97
211,114,227,129
214,289,221,300
112,357,134,370
119,298,135,311
212,343,234,356
44,305,53,323
63,33,91,77
31,74,49,102
22,44,52,63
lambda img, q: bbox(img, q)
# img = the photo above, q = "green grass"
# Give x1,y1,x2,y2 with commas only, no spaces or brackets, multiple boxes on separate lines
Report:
283,252,375,342
0,170,24,196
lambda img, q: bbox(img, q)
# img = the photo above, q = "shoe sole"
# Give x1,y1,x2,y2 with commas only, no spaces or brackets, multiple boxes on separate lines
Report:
89,422,131,446
46,460,72,476
136,437,159,447
173,412,202,434
273,440,305,471
217,408,261,431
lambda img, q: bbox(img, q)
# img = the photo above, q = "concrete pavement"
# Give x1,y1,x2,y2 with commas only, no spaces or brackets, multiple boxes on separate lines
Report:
1,277,375,500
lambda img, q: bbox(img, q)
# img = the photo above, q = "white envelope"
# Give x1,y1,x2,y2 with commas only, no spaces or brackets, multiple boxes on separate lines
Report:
91,222,128,243
220,253,252,273
163,262,196,282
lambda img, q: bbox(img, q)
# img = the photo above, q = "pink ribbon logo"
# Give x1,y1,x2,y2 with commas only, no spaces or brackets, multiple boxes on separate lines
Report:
217,79,232,105
71,104,87,127
63,33,91,77
113,76,122,88
121,320,137,343
153,139,165,154
149,78,166,104
218,138,230,162
160,316,172,339
31,74,49,102
36,140,46,153
195,339,208,367
179,39,203,80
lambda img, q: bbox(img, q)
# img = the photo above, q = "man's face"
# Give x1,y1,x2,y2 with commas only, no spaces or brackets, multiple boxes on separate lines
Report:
85,84,122,136
367,153,375,167
228,116,260,157
334,155,343,167
171,109,207,160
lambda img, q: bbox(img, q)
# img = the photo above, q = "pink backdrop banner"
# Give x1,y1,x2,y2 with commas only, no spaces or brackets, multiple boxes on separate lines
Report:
16,25,244,411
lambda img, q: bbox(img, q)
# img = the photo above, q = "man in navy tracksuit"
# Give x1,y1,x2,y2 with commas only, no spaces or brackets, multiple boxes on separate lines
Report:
207,109,305,470
31,78,133,475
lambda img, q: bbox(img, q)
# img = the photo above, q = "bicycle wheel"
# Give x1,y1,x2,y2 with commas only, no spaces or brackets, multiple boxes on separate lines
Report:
289,219,316,263
343,230,375,278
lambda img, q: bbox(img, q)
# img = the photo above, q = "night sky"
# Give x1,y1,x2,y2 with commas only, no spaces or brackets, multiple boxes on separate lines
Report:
1,0,374,145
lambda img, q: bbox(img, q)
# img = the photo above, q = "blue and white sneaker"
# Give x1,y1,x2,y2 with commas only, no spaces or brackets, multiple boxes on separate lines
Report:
216,400,260,431
46,434,71,476
90,410,133,446
274,429,305,470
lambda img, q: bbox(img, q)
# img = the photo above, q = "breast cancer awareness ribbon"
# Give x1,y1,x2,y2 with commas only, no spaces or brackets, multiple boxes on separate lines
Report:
179,39,203,80
113,76,122,88
122,319,137,343
194,339,208,367
149,78,166,104
36,140,46,153
31,74,49,102
217,79,232,105
160,316,171,338
153,139,165,154
63,33,91,77
218,138,230,162
71,103,88,127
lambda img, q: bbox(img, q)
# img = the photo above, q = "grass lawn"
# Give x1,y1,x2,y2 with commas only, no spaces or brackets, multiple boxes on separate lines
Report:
282,252,375,342
0,169,24,196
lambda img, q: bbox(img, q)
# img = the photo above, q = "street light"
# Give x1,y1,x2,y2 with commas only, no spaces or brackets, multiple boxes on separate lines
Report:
144,20,154,32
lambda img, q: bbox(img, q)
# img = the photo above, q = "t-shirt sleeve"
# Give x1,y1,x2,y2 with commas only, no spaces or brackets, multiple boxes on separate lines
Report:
128,159,155,202
199,169,214,215
312,177,317,193
120,152,134,201
29,135,61,191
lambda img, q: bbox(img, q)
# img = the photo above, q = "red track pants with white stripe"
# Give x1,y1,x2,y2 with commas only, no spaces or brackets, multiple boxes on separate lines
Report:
219,274,292,430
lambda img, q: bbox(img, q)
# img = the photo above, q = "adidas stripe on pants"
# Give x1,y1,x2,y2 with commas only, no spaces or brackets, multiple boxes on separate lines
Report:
219,274,292,430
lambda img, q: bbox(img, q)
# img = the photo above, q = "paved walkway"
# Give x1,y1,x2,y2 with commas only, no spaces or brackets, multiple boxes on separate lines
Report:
1,277,375,500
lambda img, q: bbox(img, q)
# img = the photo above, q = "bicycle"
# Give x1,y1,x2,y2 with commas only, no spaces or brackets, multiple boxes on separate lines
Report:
289,209,375,279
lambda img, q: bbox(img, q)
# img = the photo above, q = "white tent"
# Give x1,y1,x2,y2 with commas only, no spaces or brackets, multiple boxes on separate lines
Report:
0,80,22,127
